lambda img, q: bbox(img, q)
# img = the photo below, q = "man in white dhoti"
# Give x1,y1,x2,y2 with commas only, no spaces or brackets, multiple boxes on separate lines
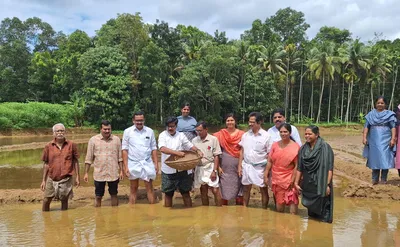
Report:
238,112,273,208
192,121,222,206
122,111,159,204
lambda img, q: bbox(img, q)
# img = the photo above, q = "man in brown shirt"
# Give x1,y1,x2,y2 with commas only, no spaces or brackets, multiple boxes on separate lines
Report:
84,120,123,207
40,123,80,211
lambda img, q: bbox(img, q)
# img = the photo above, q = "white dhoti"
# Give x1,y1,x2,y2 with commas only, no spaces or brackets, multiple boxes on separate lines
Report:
194,163,219,188
241,161,266,187
128,158,156,181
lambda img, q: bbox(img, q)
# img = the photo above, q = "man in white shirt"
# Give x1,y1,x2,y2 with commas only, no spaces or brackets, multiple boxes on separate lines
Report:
192,121,222,206
122,111,158,204
158,116,201,208
238,112,273,208
267,108,302,145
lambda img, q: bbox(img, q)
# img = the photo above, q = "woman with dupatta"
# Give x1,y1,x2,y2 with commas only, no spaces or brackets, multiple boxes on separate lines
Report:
213,114,245,205
265,123,300,214
362,96,396,184
295,125,334,223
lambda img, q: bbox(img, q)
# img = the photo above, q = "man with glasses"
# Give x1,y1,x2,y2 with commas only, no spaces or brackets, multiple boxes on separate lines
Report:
122,111,159,204
40,123,80,211
158,116,201,207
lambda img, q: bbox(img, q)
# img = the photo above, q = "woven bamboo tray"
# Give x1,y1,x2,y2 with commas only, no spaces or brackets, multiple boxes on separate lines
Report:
165,150,201,170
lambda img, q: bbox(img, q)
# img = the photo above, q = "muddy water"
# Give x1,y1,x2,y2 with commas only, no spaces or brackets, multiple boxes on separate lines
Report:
0,195,399,246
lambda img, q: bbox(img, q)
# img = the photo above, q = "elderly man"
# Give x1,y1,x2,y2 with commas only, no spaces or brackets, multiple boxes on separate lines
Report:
84,120,123,207
122,111,159,204
267,108,302,145
158,116,201,207
40,123,80,211
192,121,222,206
238,112,273,208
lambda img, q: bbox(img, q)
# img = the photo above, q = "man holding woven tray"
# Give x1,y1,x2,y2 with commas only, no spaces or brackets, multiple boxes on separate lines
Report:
192,121,223,206
238,112,273,208
158,116,202,207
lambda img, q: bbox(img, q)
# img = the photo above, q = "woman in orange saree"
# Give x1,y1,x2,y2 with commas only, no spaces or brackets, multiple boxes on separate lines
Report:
213,114,245,205
265,123,300,214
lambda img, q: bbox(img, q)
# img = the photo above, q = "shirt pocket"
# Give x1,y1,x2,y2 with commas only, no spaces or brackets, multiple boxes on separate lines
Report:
254,141,265,153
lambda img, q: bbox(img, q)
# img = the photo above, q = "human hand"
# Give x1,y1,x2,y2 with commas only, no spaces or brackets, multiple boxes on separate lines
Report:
210,171,217,181
218,167,224,176
75,176,80,188
177,151,185,157
84,173,89,183
40,180,46,191
363,138,368,145
326,186,331,196
390,139,395,148
294,183,302,192
154,164,159,175
119,171,124,181
125,168,130,178
238,166,242,177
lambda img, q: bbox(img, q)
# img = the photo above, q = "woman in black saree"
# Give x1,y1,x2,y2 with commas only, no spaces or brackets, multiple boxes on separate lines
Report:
294,125,334,223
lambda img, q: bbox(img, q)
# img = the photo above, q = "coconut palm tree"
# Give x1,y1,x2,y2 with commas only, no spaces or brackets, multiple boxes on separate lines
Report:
307,41,341,123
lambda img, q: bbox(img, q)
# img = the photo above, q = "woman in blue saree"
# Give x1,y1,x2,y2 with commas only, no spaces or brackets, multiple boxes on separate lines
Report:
362,96,396,185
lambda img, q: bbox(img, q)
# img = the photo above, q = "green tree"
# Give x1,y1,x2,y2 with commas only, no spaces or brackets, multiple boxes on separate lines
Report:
138,42,169,124
308,42,341,123
78,46,132,124
266,7,310,44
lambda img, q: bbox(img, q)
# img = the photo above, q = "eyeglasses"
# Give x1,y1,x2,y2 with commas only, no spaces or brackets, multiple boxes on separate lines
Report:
54,130,65,133
134,120,144,123
167,125,177,129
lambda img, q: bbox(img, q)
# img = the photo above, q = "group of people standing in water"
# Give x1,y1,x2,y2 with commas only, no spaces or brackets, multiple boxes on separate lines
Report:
39,96,400,225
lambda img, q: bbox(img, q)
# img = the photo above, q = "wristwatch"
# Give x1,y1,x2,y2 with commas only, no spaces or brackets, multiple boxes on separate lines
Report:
213,169,218,173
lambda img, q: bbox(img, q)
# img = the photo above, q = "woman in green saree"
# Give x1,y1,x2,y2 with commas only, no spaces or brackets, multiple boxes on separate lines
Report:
294,125,334,223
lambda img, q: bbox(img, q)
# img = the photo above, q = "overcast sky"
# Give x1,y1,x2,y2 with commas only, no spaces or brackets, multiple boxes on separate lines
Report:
1,0,400,41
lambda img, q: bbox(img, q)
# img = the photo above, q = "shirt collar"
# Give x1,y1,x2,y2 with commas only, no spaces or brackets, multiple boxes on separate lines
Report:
133,125,146,132
51,138,68,146
99,134,113,140
199,134,211,142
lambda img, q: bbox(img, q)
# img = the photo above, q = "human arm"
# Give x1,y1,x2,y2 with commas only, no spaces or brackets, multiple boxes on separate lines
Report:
84,163,90,183
390,127,396,148
238,148,243,177
74,158,80,188
362,121,370,145
40,162,49,191
152,150,159,174
210,154,219,182
73,144,80,188
264,156,272,184
122,150,129,178
290,158,298,189
83,139,94,183
294,170,302,191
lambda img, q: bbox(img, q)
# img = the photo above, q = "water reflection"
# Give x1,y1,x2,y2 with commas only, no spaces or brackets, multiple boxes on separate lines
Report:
0,197,399,247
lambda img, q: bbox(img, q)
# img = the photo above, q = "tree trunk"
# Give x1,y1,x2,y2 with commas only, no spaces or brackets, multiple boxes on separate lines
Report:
316,72,325,123
341,77,345,122
160,98,163,124
285,61,290,117
370,81,374,110
297,63,304,123
389,66,398,110
327,78,332,123
345,82,353,123
290,84,293,122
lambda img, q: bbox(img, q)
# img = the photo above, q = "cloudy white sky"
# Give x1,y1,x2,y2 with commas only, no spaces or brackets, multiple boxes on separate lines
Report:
1,0,400,41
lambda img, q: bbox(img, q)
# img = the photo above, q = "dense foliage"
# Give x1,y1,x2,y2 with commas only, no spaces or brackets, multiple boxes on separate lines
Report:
1,8,399,129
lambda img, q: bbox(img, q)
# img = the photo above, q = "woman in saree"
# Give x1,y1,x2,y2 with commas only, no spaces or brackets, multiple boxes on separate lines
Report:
294,125,334,223
265,123,300,214
213,113,245,205
362,96,396,184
